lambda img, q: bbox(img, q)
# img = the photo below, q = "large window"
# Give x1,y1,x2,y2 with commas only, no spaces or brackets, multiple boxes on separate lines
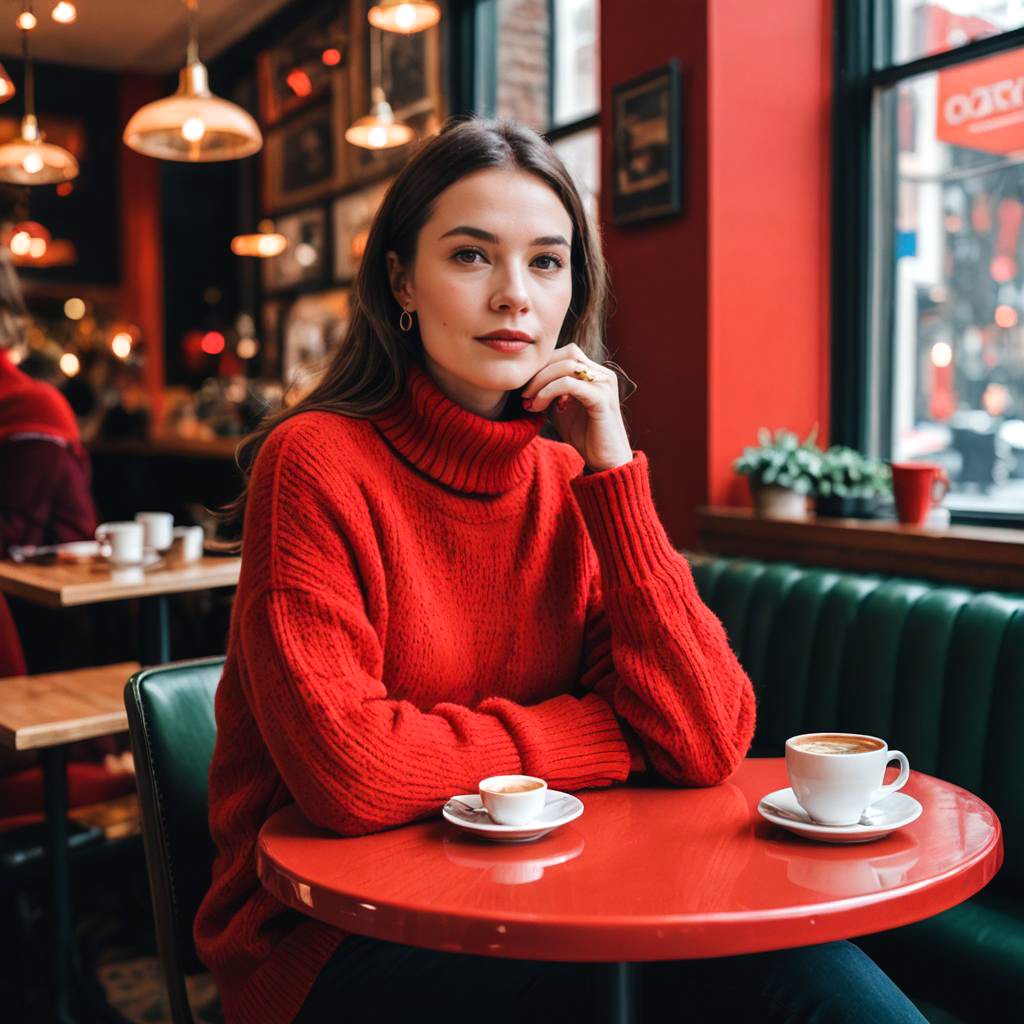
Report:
838,2,1024,523
471,0,600,218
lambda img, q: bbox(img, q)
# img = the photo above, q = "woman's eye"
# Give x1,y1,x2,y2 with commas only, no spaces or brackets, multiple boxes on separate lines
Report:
533,254,564,270
453,248,485,264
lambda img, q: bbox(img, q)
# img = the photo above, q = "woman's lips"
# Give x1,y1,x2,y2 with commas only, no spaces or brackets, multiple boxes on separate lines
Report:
475,337,532,352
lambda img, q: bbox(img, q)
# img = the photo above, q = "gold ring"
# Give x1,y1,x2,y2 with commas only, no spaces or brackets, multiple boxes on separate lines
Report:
572,367,597,383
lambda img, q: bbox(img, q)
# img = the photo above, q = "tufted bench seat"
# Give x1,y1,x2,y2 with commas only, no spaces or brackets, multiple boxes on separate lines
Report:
688,554,1024,1024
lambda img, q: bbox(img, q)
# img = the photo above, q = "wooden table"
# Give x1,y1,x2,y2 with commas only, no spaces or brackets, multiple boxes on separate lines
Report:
0,662,140,1024
0,555,241,663
258,759,1003,1023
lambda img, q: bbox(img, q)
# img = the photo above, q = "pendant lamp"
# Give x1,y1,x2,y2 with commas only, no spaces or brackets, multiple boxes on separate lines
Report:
345,28,413,150
231,219,287,257
0,26,78,185
123,0,261,162
0,63,14,102
368,1,441,34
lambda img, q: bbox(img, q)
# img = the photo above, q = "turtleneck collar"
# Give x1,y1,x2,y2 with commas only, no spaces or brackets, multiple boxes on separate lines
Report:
371,362,547,495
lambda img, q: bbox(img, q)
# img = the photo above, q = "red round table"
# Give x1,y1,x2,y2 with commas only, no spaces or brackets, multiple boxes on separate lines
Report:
257,759,1002,1020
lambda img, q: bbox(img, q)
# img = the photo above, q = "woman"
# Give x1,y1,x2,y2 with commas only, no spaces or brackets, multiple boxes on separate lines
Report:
194,118,926,1024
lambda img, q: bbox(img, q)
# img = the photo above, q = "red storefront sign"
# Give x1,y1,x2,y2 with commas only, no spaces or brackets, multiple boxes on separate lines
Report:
937,48,1024,155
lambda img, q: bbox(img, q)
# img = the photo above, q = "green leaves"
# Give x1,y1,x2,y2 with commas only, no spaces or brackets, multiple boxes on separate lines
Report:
732,429,891,498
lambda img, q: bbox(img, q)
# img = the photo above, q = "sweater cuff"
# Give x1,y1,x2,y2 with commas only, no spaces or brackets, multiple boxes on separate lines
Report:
570,450,679,588
479,692,630,790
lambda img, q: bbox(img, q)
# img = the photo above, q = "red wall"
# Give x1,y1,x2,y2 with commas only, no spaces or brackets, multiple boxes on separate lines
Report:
600,0,832,545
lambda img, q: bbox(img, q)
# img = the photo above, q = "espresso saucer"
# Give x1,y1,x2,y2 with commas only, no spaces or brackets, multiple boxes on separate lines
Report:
757,787,922,844
442,791,583,843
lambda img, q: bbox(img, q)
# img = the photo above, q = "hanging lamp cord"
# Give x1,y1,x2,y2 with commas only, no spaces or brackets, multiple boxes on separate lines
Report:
21,10,33,122
185,0,200,65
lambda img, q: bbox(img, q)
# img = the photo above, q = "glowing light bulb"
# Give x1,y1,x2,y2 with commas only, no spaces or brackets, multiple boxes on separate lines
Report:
322,47,342,66
294,242,317,267
28,236,46,258
200,331,225,355
9,231,30,255
111,332,132,359
0,81,9,98
236,337,259,359
64,297,85,320
395,4,417,30
256,235,279,256
59,352,79,376
21,151,43,175
367,125,388,148
181,117,206,143
51,2,76,24
16,12,38,30
930,341,953,368
995,304,1018,328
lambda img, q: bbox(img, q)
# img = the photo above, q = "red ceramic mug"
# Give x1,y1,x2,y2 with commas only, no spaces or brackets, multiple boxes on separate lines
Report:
890,463,950,525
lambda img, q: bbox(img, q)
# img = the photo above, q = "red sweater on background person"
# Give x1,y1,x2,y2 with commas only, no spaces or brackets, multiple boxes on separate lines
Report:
195,363,757,1024
0,347,97,676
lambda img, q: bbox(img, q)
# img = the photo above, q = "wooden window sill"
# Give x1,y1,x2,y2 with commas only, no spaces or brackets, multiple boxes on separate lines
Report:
696,507,1024,592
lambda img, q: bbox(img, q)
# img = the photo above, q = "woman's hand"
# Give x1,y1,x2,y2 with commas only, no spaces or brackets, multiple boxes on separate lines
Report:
521,343,633,472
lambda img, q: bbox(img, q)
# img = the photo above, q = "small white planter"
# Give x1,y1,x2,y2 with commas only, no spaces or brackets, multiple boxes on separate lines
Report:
751,483,809,520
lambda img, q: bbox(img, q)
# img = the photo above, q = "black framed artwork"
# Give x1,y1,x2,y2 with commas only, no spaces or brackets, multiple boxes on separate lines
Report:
611,60,682,226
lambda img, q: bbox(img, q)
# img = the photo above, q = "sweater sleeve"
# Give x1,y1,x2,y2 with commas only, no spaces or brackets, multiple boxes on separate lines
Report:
570,452,756,786
235,428,631,837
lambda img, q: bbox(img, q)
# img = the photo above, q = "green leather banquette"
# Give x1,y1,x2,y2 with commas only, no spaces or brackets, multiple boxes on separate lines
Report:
689,554,1024,1024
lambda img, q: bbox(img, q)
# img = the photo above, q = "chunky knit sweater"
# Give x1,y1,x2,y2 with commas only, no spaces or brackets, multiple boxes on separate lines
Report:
194,363,757,1024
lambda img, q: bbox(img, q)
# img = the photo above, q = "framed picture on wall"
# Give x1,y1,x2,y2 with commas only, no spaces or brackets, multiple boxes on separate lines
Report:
257,9,348,126
262,206,328,292
331,178,391,282
282,288,352,391
262,75,349,213
611,60,682,226
345,0,443,185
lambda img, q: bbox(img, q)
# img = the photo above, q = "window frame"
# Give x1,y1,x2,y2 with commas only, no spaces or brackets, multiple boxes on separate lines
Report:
834,1,1024,527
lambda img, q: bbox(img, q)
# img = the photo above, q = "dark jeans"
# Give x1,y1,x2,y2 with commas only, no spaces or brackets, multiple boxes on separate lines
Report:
295,935,929,1024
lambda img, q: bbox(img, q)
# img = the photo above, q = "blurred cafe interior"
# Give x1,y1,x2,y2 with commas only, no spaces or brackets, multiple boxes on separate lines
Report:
0,1,1023,1023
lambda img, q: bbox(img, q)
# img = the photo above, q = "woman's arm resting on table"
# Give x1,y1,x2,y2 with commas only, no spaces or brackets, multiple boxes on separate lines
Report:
571,452,756,787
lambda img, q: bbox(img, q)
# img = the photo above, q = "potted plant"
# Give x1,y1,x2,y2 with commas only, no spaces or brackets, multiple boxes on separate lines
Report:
733,428,822,519
814,445,892,519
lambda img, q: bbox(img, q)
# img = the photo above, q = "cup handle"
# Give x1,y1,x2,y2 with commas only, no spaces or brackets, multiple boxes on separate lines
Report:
932,470,950,504
873,751,910,802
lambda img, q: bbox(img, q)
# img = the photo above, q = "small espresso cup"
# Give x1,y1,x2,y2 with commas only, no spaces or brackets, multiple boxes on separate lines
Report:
478,774,548,825
785,733,910,827
890,463,950,526
135,511,174,552
167,525,204,565
95,521,145,566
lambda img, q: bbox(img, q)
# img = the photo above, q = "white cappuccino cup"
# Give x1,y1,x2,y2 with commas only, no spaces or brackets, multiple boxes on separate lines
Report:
95,521,145,566
135,511,174,552
785,732,910,827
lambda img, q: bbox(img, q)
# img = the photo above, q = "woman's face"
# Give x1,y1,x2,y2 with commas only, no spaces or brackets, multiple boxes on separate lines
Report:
387,167,575,418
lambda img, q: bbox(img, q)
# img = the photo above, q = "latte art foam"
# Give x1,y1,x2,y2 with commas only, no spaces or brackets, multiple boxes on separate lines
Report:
791,734,884,755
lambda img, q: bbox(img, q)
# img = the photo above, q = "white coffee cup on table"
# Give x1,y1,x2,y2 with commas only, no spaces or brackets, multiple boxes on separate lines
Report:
785,732,910,827
95,521,145,566
478,774,548,825
135,511,174,552
167,525,204,565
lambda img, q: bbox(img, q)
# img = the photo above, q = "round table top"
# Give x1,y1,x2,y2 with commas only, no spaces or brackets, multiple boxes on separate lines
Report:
257,758,1003,961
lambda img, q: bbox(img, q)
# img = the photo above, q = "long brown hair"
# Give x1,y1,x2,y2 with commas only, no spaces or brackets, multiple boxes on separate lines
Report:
223,115,610,533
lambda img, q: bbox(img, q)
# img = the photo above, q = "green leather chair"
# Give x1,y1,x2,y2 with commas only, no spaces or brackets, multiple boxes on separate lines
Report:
689,554,1024,1024
124,657,224,1024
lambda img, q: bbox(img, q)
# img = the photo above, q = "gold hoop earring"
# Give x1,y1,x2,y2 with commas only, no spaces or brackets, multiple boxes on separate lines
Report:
399,309,414,332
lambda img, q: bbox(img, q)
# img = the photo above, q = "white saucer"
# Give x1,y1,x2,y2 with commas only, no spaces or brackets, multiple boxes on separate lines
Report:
100,550,163,570
757,787,922,844
442,791,583,843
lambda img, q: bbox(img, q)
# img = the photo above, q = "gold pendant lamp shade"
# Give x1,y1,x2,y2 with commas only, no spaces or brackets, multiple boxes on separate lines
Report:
367,1,441,34
345,86,414,150
123,0,261,162
0,26,78,185
0,63,15,102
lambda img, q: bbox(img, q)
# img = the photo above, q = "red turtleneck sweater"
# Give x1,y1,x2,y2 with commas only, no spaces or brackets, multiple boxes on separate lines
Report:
195,365,756,1024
